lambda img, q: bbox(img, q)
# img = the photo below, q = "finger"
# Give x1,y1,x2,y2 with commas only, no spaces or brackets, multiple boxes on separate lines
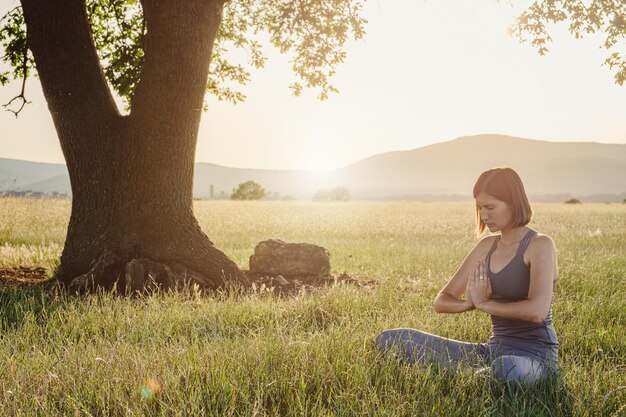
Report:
476,261,482,281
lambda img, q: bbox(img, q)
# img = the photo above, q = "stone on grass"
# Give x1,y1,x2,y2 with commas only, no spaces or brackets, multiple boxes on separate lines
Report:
274,275,289,286
249,239,331,277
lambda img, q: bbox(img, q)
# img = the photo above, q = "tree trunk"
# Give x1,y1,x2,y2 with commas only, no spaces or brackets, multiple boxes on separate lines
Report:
20,0,247,292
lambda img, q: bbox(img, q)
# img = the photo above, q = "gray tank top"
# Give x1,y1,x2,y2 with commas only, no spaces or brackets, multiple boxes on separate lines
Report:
485,229,558,355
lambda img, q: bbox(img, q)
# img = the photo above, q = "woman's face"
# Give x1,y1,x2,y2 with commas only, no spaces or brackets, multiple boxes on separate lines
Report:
475,192,513,233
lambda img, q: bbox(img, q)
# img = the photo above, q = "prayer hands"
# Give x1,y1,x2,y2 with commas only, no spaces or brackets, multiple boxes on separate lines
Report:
469,260,492,308
465,272,474,307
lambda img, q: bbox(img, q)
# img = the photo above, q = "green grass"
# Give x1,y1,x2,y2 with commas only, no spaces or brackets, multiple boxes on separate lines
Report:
0,199,624,416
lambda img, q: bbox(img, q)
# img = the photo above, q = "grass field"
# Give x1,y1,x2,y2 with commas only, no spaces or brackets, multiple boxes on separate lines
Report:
0,198,624,416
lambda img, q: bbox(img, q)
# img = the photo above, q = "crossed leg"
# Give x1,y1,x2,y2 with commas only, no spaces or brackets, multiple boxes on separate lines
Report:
375,328,489,368
490,354,548,386
375,328,553,386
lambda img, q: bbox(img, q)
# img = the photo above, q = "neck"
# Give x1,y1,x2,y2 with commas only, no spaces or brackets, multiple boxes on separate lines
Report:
499,226,529,245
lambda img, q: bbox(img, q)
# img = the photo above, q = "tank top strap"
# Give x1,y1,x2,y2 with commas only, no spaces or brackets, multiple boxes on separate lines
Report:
485,236,499,261
515,229,537,257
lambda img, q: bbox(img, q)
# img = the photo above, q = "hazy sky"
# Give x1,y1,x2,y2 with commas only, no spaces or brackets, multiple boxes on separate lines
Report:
1,0,625,171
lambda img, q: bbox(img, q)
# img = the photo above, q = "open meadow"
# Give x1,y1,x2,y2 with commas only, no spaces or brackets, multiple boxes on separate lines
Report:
0,198,624,416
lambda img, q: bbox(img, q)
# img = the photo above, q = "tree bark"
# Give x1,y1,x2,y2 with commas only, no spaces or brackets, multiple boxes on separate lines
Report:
20,0,247,292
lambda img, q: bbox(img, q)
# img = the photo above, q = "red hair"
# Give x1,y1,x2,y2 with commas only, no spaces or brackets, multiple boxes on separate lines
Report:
473,167,532,235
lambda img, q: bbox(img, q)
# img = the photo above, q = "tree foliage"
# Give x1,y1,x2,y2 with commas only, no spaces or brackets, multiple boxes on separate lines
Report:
231,180,267,200
1,0,366,113
511,0,626,85
313,186,350,201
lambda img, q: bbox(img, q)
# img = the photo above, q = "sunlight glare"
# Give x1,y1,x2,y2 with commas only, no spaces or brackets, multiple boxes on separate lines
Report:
306,154,335,178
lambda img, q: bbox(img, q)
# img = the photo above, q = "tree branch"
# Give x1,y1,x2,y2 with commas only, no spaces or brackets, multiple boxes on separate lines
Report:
20,0,120,125
3,43,30,117
132,0,224,123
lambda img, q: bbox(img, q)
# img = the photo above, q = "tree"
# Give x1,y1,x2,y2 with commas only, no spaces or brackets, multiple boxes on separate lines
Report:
0,0,365,292
230,181,266,200
313,186,350,201
511,0,626,85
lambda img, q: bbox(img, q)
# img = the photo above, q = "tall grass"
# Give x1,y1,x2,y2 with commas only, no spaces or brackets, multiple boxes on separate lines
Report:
0,199,624,416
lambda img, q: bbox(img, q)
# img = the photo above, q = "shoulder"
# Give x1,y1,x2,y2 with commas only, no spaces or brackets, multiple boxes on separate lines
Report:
528,232,557,258
529,233,556,250
470,235,498,256
478,234,498,247
527,232,558,280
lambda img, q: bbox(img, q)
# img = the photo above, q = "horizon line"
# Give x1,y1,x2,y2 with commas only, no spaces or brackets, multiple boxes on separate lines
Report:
1,133,625,170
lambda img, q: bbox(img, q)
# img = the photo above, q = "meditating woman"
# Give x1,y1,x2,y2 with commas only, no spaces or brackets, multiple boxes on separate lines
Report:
375,167,559,385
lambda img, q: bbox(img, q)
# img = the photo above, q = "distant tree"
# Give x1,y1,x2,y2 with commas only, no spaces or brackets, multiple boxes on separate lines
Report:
263,191,293,201
209,184,214,200
565,198,582,204
512,0,626,85
313,186,350,201
231,181,267,200
264,191,282,200
0,0,366,291
313,190,327,201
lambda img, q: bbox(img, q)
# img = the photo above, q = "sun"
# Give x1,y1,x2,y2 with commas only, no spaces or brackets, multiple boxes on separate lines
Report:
305,154,336,177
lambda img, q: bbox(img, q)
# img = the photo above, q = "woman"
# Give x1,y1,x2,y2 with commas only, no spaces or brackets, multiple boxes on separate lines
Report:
375,167,559,385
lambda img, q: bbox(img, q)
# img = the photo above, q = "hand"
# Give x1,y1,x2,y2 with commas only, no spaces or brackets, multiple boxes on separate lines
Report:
469,260,492,308
465,272,474,307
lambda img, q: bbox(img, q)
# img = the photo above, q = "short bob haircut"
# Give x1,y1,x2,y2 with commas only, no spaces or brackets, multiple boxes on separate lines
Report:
473,167,532,235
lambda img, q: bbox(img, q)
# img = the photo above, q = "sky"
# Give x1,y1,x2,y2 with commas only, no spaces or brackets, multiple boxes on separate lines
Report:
0,0,625,171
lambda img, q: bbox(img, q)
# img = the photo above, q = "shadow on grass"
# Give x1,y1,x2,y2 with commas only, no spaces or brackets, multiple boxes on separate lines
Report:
486,373,574,417
372,349,575,416
0,282,62,333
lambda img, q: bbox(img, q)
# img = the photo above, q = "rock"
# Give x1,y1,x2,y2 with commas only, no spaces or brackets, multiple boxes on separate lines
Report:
249,239,331,277
274,275,289,286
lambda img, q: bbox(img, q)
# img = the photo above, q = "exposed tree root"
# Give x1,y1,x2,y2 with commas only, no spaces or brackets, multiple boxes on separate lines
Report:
67,249,241,294
244,271,376,296
1,265,375,297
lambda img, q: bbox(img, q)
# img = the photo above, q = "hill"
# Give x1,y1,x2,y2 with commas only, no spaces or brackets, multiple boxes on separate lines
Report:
0,158,68,191
1,134,625,201
333,134,626,198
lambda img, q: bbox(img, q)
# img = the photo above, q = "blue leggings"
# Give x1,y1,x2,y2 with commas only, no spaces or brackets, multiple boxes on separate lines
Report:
375,328,556,386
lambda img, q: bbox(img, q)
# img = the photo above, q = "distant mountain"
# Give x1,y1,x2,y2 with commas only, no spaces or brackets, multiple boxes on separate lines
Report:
0,158,68,190
20,174,72,195
332,134,626,197
1,134,625,201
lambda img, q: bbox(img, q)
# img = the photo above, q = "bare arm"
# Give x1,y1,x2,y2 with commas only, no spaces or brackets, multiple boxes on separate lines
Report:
433,237,495,314
434,293,475,313
473,235,557,323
